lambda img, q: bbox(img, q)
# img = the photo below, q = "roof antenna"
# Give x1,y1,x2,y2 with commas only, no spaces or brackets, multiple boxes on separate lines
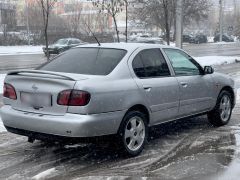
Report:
84,22,101,46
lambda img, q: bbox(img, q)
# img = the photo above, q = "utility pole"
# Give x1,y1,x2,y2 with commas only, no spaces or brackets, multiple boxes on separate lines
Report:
176,0,183,48
25,0,31,45
125,0,128,43
219,0,223,42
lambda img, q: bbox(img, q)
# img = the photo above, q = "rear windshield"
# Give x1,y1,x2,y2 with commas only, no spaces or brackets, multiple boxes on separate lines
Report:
39,48,127,75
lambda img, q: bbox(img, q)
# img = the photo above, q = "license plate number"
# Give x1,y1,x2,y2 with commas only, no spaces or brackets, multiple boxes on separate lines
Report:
21,92,52,107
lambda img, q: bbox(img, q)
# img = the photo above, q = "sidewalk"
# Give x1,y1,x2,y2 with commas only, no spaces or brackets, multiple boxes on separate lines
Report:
0,46,43,56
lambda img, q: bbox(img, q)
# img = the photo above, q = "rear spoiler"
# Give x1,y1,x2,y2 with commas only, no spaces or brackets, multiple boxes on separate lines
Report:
7,70,76,81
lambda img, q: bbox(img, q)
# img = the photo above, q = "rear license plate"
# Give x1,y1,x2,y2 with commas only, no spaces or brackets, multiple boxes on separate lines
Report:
21,92,52,107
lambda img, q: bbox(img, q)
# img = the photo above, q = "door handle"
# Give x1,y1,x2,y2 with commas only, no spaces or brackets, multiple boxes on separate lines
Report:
180,82,188,88
143,86,152,92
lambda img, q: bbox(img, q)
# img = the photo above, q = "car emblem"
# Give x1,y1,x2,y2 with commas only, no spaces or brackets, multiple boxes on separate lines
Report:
32,84,38,91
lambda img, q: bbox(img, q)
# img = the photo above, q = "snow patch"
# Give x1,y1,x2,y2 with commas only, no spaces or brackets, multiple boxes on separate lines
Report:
237,89,240,101
64,144,87,149
0,46,43,56
74,176,147,180
208,36,214,43
0,117,7,133
210,41,236,45
194,56,240,66
0,74,6,94
216,133,240,180
32,168,57,180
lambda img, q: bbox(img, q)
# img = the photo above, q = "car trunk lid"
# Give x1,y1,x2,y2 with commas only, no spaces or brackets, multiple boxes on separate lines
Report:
4,70,88,115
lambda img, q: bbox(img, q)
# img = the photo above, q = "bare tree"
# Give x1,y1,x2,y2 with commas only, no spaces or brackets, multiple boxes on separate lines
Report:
37,0,57,60
91,0,125,42
131,0,175,45
64,0,83,37
132,0,210,44
124,0,128,42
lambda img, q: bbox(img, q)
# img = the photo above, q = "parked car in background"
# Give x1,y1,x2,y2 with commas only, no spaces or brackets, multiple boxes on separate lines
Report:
42,38,85,55
1,43,235,156
214,34,234,42
182,34,194,43
190,34,208,44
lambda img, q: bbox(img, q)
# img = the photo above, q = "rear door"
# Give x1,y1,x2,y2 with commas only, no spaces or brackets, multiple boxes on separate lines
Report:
163,48,214,117
129,48,180,125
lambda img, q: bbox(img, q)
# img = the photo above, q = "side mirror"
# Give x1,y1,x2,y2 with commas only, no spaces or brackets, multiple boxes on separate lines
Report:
204,66,214,74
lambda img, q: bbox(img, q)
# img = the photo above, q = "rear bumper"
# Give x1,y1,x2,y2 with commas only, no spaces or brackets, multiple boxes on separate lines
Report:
0,105,125,138
5,126,116,143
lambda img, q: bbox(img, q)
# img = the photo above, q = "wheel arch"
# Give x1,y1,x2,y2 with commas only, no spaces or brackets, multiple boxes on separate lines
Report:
118,104,150,134
220,86,235,107
125,104,150,124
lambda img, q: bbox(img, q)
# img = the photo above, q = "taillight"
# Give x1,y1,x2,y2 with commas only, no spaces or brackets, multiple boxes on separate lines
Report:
57,90,90,106
3,83,17,100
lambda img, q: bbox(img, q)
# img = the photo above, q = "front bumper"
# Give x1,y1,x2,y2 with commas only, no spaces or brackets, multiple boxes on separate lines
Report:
0,105,125,138
42,48,59,54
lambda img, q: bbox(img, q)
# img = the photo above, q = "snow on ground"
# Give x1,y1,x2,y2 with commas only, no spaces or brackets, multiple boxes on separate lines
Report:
0,46,43,56
32,168,57,180
207,36,214,43
0,74,5,94
0,117,6,132
194,56,240,66
209,41,237,45
215,130,240,180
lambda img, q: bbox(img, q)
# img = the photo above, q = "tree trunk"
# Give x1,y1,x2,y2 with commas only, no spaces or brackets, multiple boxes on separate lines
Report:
113,15,120,43
163,1,170,45
125,1,128,43
45,13,50,60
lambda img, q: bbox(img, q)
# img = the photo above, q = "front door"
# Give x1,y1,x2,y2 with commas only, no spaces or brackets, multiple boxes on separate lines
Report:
163,48,214,117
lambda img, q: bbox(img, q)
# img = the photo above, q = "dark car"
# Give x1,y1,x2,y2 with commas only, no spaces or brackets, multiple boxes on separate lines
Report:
190,34,208,44
182,34,194,43
43,38,85,55
214,34,234,42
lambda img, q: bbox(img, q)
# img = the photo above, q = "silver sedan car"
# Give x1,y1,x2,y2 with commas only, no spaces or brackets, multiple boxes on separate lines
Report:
0,43,236,156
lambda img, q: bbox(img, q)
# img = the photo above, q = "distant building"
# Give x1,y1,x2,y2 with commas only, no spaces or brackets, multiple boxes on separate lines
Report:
0,1,16,32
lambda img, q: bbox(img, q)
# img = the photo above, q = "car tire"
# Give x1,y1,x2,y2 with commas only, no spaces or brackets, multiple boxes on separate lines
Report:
117,111,148,157
208,90,233,127
58,48,65,54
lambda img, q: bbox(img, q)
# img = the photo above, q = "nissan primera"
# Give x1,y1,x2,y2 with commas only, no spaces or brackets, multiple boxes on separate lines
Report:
1,43,236,156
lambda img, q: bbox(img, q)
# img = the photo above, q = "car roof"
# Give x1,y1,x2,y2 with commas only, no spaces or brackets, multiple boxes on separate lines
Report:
75,43,176,51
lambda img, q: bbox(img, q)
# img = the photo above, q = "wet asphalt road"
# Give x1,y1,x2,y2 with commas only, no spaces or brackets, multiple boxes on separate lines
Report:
0,54,46,73
0,44,240,180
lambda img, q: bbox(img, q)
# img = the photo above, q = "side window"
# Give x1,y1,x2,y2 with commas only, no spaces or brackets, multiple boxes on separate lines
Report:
132,54,146,78
68,40,73,45
163,48,201,76
132,49,171,78
74,40,80,44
